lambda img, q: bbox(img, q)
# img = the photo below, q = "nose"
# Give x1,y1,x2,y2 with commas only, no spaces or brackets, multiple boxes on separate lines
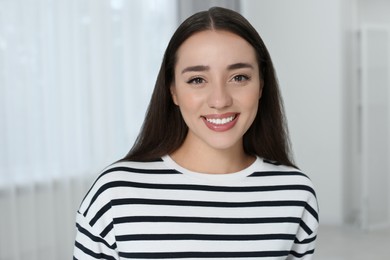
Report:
207,82,233,109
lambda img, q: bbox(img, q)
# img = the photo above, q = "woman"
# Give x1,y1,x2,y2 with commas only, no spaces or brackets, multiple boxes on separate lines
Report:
74,7,319,260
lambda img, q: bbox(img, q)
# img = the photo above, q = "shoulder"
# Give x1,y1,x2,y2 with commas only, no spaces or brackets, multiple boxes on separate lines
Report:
254,158,319,229
77,158,177,216
92,158,177,184
250,158,318,198
254,158,314,181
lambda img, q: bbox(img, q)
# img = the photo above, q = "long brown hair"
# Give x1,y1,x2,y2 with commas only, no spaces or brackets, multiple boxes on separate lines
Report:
122,7,296,168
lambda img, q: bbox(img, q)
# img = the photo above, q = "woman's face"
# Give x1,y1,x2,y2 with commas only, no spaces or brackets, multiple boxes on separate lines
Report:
171,30,262,153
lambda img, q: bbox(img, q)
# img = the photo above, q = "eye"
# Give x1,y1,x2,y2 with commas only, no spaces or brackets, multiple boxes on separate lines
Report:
232,74,250,82
187,77,206,85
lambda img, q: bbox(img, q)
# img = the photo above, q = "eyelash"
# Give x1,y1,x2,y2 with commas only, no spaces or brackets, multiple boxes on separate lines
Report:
187,77,205,85
232,74,250,82
186,74,251,85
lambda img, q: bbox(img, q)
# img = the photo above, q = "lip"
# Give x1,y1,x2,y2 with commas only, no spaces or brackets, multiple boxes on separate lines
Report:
201,112,239,132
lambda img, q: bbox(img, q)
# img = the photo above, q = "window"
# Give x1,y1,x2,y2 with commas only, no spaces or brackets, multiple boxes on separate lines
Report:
0,0,178,186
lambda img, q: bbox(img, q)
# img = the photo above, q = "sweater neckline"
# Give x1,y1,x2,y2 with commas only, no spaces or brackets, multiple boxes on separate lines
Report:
162,154,263,182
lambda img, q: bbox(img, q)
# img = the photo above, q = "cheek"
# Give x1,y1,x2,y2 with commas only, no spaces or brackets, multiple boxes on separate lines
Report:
241,88,261,108
243,94,261,124
180,97,203,115
175,88,205,109
246,96,260,125
248,98,260,116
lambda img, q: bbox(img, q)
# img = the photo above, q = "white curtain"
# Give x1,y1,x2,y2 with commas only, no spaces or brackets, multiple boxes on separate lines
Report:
0,0,177,259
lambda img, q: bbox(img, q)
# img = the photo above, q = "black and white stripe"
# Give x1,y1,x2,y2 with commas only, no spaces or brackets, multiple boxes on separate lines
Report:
74,156,319,259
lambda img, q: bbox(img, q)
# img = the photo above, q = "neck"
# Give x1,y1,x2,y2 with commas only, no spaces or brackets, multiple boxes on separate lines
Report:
170,140,255,174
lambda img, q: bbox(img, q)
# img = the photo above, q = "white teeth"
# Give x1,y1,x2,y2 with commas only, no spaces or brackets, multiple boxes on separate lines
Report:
206,115,235,125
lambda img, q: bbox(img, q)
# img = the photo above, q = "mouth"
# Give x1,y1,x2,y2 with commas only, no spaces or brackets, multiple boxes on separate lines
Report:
204,114,237,125
201,113,239,131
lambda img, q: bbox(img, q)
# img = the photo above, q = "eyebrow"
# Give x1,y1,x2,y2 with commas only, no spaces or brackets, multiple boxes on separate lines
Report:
181,65,210,74
181,63,254,74
227,62,254,70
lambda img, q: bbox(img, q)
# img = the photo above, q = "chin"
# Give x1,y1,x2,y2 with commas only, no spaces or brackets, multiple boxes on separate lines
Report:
205,139,242,151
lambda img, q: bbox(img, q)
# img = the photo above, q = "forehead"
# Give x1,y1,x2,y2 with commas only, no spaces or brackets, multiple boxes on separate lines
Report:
175,30,257,68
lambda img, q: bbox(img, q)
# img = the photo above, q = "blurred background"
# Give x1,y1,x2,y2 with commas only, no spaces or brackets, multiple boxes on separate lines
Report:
0,0,389,259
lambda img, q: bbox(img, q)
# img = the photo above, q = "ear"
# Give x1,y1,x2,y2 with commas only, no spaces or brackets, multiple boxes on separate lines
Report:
170,84,179,105
259,79,264,99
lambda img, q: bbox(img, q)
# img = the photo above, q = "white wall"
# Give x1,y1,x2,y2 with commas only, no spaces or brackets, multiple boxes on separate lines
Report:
356,0,390,229
242,0,345,225
358,0,390,24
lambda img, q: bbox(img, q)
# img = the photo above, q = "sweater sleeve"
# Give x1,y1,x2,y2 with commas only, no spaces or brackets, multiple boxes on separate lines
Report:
73,211,119,260
287,190,319,259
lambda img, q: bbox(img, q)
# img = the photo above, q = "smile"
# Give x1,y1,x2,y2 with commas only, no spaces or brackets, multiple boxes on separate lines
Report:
202,113,239,132
205,115,236,125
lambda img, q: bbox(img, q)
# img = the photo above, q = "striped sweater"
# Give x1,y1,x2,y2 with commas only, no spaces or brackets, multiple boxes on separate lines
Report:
73,155,319,260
